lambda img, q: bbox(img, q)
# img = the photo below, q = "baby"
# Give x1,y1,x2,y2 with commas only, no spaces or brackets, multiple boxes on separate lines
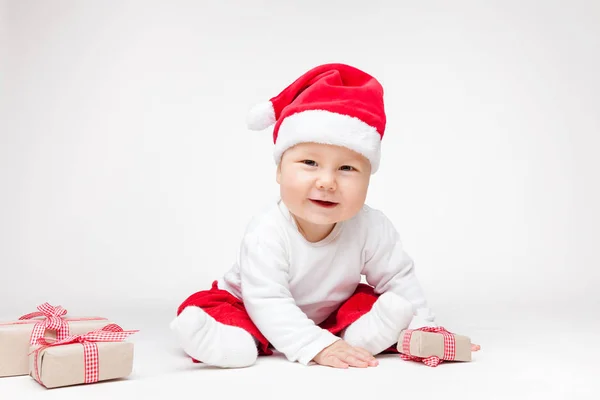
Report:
170,63,479,369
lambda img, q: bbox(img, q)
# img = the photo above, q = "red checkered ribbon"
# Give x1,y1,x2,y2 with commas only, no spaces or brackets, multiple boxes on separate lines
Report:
18,302,71,345
399,326,456,367
30,323,138,386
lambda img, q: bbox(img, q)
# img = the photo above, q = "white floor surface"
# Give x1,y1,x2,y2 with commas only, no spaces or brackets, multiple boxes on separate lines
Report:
1,305,598,400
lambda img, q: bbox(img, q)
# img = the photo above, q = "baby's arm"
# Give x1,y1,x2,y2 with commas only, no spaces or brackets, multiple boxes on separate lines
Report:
361,210,435,328
361,210,481,352
239,233,339,365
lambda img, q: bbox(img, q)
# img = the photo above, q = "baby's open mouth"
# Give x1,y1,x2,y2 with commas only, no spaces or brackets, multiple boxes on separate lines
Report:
309,199,338,208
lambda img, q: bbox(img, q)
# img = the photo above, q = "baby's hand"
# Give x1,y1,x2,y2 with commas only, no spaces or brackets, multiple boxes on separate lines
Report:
312,339,378,369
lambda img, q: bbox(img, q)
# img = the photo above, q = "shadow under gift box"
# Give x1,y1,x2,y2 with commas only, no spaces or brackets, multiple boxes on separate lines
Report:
0,318,111,377
29,341,134,389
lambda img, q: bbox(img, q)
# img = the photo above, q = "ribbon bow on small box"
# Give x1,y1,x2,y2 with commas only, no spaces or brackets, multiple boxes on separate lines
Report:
18,302,71,345
29,323,138,388
0,302,111,378
398,326,472,367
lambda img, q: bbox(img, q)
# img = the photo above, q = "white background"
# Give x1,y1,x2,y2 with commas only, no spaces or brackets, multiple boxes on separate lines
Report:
1,1,599,399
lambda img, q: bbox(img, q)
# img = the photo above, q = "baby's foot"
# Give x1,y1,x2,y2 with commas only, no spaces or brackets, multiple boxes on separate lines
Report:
341,292,413,355
170,306,258,368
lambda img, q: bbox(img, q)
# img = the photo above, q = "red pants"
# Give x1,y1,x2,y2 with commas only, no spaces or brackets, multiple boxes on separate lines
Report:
177,281,399,360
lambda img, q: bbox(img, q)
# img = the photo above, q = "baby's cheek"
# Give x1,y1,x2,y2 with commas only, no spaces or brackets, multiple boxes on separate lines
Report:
342,188,369,215
279,186,304,214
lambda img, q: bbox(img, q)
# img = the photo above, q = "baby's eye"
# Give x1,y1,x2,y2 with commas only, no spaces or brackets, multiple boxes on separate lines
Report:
340,165,356,171
302,160,317,166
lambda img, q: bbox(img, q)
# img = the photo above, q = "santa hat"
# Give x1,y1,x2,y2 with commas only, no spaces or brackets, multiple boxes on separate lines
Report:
246,63,386,173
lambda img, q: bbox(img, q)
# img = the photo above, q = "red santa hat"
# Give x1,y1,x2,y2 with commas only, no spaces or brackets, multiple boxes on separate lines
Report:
246,63,386,173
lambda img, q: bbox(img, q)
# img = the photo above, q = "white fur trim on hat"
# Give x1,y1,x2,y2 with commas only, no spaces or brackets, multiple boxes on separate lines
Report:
246,101,276,131
273,110,382,174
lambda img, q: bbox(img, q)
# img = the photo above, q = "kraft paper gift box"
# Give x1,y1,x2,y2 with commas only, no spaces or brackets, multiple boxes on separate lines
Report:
29,323,138,389
397,327,472,365
0,302,110,377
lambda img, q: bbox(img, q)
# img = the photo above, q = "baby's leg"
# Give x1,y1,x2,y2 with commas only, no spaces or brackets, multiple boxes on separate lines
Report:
170,306,258,368
341,292,413,355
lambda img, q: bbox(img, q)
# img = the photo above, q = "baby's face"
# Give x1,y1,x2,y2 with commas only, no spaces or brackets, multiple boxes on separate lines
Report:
277,142,371,227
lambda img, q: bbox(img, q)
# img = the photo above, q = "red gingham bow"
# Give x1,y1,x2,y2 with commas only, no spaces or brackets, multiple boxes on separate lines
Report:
399,326,456,367
31,323,138,386
19,302,70,345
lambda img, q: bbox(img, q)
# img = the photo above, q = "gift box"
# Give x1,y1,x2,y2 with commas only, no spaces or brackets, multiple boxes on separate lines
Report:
29,323,138,389
397,326,472,367
0,303,110,377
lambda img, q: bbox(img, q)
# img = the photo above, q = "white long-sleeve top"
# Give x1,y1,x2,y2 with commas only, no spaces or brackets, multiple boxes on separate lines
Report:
217,199,434,365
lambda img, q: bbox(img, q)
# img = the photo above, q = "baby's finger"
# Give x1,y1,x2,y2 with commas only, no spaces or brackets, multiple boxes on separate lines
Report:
353,347,378,366
342,353,369,368
471,344,481,351
327,355,349,369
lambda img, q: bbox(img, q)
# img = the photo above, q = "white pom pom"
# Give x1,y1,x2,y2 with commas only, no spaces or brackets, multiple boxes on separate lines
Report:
246,101,276,131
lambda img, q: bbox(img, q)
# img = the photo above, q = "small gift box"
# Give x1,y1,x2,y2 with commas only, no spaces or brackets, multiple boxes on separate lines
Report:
29,323,138,389
397,326,472,367
0,303,111,377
